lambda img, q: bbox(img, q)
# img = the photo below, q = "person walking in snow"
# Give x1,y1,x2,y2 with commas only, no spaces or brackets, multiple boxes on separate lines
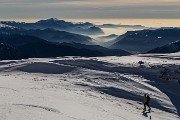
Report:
143,94,151,111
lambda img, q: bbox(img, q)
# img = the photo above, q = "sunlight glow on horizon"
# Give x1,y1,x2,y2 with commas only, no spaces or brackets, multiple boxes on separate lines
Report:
1,18,180,28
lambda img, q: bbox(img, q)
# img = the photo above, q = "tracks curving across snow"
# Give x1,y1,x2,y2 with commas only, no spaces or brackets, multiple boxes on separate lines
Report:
13,104,61,114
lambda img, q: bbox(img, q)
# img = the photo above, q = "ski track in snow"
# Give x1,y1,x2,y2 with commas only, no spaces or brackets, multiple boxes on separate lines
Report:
0,53,180,120
13,104,61,113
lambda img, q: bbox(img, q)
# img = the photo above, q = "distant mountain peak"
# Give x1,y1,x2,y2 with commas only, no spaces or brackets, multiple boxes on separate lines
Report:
45,18,61,22
36,18,66,23
110,28,180,53
1,19,104,35
49,18,59,21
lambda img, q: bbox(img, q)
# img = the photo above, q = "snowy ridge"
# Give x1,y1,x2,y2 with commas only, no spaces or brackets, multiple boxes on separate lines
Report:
0,22,17,29
148,40,180,53
0,53,180,120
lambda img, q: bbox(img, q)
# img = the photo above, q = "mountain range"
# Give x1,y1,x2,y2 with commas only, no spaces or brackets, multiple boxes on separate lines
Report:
0,33,131,60
1,19,180,60
110,28,180,53
0,26,93,45
1,18,104,35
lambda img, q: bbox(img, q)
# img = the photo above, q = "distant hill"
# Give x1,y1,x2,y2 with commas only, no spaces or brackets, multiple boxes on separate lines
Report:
0,33,45,47
0,27,93,45
1,18,104,35
147,40,180,53
110,28,180,53
60,42,131,56
0,43,21,60
0,33,130,60
26,29,93,44
18,41,104,58
86,26,104,35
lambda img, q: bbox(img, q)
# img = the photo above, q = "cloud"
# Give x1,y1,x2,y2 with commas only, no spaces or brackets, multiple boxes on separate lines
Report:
0,0,180,19
1,0,180,8
1,0,180,6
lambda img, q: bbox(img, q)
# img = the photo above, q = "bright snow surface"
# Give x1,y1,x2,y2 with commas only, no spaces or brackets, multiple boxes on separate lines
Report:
0,53,180,120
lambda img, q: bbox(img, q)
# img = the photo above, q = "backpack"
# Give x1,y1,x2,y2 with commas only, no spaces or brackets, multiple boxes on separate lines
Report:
147,95,150,102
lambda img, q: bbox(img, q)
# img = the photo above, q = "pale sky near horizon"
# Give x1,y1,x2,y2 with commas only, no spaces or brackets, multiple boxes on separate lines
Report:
0,0,180,19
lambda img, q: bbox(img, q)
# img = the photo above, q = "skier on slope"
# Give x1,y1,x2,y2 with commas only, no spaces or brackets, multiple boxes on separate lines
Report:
143,94,151,111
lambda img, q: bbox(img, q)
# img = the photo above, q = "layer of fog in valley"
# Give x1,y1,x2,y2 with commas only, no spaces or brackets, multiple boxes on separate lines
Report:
65,18,180,45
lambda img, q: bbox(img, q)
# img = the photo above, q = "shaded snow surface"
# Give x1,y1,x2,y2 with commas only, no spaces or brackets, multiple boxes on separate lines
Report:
0,53,180,120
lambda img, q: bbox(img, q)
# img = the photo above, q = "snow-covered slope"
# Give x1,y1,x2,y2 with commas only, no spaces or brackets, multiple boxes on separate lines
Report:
0,23,17,29
0,53,180,120
148,40,180,53
110,28,180,53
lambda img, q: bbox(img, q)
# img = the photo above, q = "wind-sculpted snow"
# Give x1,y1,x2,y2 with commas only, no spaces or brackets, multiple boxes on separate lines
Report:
96,86,176,114
54,58,177,114
52,55,180,116
0,53,180,120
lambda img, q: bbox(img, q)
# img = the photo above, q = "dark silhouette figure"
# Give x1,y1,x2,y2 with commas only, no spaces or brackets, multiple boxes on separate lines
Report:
144,94,151,111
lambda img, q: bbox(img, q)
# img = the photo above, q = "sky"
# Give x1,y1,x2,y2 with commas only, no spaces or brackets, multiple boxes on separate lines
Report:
0,0,180,19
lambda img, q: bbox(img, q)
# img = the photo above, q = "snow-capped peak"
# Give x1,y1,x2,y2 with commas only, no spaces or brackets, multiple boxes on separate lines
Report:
49,18,59,21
